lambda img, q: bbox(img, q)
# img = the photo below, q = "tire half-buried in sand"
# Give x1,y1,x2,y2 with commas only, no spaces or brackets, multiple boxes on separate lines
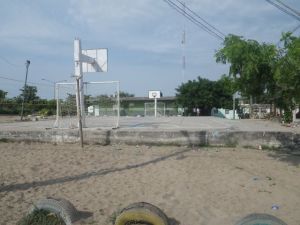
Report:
115,202,169,225
29,198,78,225
235,213,287,225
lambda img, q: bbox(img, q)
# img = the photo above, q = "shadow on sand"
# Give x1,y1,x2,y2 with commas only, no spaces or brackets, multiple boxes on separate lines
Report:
0,148,192,193
267,149,300,167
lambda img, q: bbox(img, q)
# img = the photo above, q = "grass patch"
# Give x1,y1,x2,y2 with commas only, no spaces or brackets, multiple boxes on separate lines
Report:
107,208,122,225
261,145,280,151
242,145,257,149
224,139,238,148
242,145,280,151
0,138,9,143
17,209,66,225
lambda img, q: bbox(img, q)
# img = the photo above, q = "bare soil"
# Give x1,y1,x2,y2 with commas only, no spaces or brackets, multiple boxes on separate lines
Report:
0,115,20,123
0,143,299,225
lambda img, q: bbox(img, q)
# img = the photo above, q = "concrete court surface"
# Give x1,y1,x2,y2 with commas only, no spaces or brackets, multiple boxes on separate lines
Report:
0,116,299,148
0,116,299,133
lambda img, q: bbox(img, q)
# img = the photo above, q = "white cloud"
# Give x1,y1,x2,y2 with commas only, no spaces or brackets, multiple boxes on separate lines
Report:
0,1,73,55
1,0,300,97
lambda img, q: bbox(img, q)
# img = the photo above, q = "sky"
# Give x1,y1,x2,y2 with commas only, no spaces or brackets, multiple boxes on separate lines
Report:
0,0,299,99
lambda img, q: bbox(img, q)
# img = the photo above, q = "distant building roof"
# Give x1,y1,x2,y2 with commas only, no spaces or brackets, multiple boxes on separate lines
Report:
120,96,176,102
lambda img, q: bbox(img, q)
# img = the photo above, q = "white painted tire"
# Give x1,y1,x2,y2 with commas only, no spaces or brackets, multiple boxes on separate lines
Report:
29,198,77,225
235,213,287,225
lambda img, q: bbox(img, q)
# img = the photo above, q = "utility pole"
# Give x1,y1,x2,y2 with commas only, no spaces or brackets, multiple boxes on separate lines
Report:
20,60,30,121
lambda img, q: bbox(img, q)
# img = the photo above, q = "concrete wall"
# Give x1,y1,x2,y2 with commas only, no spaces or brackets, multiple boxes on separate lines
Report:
1,129,299,151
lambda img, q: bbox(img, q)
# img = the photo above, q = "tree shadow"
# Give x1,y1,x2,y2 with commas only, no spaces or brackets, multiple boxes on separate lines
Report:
0,148,193,193
168,217,181,225
180,130,207,146
267,150,300,167
75,210,93,223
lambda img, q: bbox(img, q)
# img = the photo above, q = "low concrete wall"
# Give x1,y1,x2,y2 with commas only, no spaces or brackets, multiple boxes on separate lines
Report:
0,129,299,150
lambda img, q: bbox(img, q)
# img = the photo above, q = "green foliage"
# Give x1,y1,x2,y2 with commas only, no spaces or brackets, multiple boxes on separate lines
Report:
0,90,7,100
0,87,56,116
275,33,300,115
19,85,40,103
215,34,277,102
119,91,134,98
214,75,235,109
176,76,234,115
17,209,65,225
107,208,122,225
38,108,53,117
283,109,293,124
215,33,300,122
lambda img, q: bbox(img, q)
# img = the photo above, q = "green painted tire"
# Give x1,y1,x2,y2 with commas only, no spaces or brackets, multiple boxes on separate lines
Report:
235,213,287,225
115,202,169,225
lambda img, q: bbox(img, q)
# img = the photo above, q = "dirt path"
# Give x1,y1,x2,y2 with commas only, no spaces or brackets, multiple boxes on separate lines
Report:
0,143,299,225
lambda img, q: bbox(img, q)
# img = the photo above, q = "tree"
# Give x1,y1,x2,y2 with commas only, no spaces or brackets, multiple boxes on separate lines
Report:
213,75,234,109
119,92,135,115
176,76,233,116
119,91,135,98
0,90,7,101
274,32,300,122
215,34,277,103
18,85,40,103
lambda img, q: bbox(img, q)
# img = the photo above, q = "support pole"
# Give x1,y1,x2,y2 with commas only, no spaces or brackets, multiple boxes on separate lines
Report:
74,39,84,147
154,98,157,118
74,39,86,128
20,60,30,121
76,77,84,148
116,81,120,128
54,83,60,128
233,94,235,120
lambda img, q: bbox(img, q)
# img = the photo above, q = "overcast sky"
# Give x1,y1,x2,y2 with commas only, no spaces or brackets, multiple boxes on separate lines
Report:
0,0,299,98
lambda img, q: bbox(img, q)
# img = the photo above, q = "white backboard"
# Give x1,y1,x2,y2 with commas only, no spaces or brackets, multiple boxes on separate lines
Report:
82,49,108,73
148,90,161,99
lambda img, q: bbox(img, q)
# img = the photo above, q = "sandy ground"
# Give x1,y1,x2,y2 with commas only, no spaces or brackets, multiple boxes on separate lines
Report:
0,143,299,225
0,115,20,123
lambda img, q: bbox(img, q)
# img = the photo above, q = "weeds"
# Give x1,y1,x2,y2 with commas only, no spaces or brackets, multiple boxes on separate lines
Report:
17,209,66,225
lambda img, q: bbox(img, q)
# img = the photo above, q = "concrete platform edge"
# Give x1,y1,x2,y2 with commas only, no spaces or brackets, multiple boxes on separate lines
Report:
0,129,299,151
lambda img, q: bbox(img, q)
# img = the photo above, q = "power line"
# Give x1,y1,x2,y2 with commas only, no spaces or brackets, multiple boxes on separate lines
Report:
0,74,52,87
291,23,300,33
0,56,23,68
276,23,300,46
265,0,300,21
274,0,300,17
162,0,225,41
174,0,226,37
164,0,224,40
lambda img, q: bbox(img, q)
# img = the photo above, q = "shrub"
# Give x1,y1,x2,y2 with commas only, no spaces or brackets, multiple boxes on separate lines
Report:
17,209,66,225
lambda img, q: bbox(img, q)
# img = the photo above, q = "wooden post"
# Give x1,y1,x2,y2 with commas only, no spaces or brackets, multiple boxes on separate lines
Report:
76,77,84,148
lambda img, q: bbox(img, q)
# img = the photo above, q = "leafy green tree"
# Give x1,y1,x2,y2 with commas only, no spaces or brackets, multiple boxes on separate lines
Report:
275,33,300,109
176,76,233,115
18,85,40,103
215,34,277,103
0,90,7,101
119,91,134,98
213,75,234,109
271,32,300,122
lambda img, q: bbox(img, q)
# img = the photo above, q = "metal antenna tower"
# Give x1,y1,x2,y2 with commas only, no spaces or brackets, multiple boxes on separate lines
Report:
181,1,186,82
